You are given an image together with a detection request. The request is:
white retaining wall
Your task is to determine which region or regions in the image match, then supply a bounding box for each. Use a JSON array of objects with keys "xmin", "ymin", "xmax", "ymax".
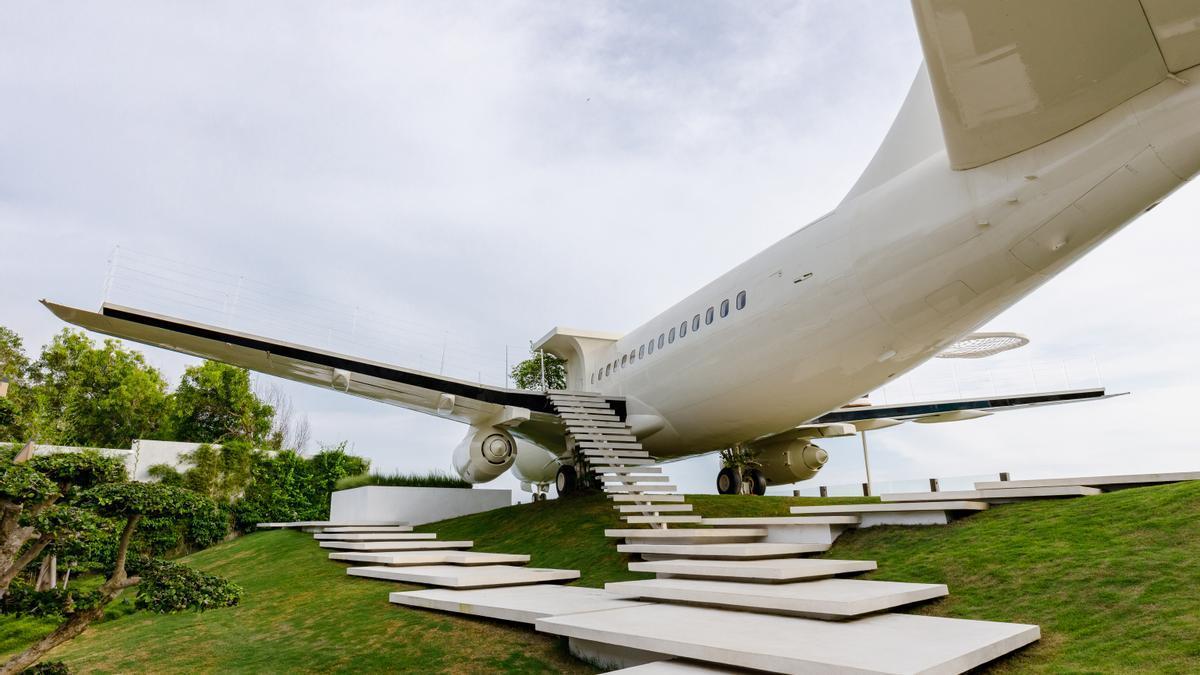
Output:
[{"xmin": 330, "ymin": 486, "xmax": 512, "ymax": 526}]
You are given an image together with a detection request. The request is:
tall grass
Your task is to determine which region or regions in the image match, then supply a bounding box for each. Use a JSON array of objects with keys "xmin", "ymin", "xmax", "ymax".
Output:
[{"xmin": 333, "ymin": 470, "xmax": 470, "ymax": 491}]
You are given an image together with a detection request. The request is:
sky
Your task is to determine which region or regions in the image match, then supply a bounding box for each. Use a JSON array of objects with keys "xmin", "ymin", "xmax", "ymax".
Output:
[{"xmin": 3, "ymin": 1, "xmax": 1198, "ymax": 501}]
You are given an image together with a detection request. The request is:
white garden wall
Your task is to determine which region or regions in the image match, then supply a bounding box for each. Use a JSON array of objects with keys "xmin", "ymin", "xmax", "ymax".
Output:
[{"xmin": 329, "ymin": 486, "xmax": 512, "ymax": 526}]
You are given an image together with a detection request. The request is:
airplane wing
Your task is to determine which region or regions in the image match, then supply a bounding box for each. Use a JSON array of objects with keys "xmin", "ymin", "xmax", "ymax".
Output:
[
  {"xmin": 40, "ymin": 301, "xmax": 621, "ymax": 438},
  {"xmin": 811, "ymin": 387, "xmax": 1122, "ymax": 431}
]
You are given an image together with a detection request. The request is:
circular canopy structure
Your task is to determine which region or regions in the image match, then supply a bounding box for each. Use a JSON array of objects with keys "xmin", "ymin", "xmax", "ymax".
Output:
[{"xmin": 936, "ymin": 332, "xmax": 1030, "ymax": 359}]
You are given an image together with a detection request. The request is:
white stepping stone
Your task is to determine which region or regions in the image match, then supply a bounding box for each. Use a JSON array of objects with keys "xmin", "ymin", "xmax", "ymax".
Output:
[
  {"xmin": 319, "ymin": 540, "xmax": 472, "ymax": 551},
  {"xmin": 789, "ymin": 501, "xmax": 988, "ymax": 515},
  {"xmin": 329, "ymin": 551, "xmax": 530, "ymax": 566},
  {"xmin": 605, "ymin": 475, "xmax": 672, "ymax": 482},
  {"xmin": 628, "ymin": 557, "xmax": 877, "ymax": 582},
  {"xmin": 389, "ymin": 585, "xmax": 645, "ymax": 624},
  {"xmin": 319, "ymin": 525, "xmax": 414, "ymax": 533},
  {"xmin": 604, "ymin": 486, "xmax": 678, "ymax": 493},
  {"xmin": 881, "ymin": 486, "xmax": 1100, "ymax": 502},
  {"xmin": 616, "ymin": 504, "xmax": 695, "ymax": 513},
  {"xmin": 605, "ymin": 578, "xmax": 948, "ymax": 619},
  {"xmin": 617, "ymin": 542, "xmax": 829, "ymax": 559},
  {"xmin": 606, "ymin": 529, "xmax": 764, "ymax": 545},
  {"xmin": 598, "ymin": 466, "xmax": 663, "ymax": 474},
  {"xmin": 700, "ymin": 516, "xmax": 859, "ymax": 526},
  {"xmin": 609, "ymin": 494, "xmax": 685, "ymax": 503},
  {"xmin": 622, "ymin": 516, "xmax": 704, "ymax": 524},
  {"xmin": 606, "ymin": 661, "xmax": 734, "ymax": 674},
  {"xmin": 348, "ymin": 564, "xmax": 579, "ymax": 588},
  {"xmin": 975, "ymin": 470, "xmax": 1200, "ymax": 490},
  {"xmin": 312, "ymin": 532, "xmax": 436, "ymax": 541},
  {"xmin": 535, "ymin": 604, "xmax": 1039, "ymax": 674},
  {"xmin": 256, "ymin": 520, "xmax": 402, "ymax": 529}
]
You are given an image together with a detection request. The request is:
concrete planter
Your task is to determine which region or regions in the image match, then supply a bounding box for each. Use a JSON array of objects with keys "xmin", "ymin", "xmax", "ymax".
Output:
[{"xmin": 329, "ymin": 486, "xmax": 511, "ymax": 526}]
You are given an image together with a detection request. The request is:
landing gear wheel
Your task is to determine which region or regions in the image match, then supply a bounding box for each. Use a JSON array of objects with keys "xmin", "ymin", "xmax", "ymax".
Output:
[
  {"xmin": 716, "ymin": 467, "xmax": 741, "ymax": 495},
  {"xmin": 745, "ymin": 468, "xmax": 768, "ymax": 496},
  {"xmin": 556, "ymin": 465, "xmax": 578, "ymax": 497}
]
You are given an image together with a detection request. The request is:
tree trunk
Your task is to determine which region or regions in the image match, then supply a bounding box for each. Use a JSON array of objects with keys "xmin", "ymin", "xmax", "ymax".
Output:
[{"xmin": 0, "ymin": 515, "xmax": 141, "ymax": 674}]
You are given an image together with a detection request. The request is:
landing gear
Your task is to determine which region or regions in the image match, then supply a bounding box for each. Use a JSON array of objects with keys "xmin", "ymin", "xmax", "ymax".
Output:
[
  {"xmin": 717, "ymin": 467, "xmax": 741, "ymax": 495},
  {"xmin": 556, "ymin": 465, "xmax": 578, "ymax": 497},
  {"xmin": 745, "ymin": 468, "xmax": 768, "ymax": 496}
]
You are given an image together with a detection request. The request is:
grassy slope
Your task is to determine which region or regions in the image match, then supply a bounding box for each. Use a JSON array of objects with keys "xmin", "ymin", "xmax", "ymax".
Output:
[{"xmin": 5, "ymin": 485, "xmax": 1198, "ymax": 672}]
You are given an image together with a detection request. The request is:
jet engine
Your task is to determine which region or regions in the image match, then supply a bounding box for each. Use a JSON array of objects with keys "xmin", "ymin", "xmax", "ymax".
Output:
[
  {"xmin": 753, "ymin": 439, "xmax": 829, "ymax": 485},
  {"xmin": 451, "ymin": 426, "xmax": 517, "ymax": 484}
]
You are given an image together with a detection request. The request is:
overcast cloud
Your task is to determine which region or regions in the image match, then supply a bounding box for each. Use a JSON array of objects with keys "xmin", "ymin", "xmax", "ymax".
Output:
[{"xmin": 3, "ymin": 1, "xmax": 1198, "ymax": 500}]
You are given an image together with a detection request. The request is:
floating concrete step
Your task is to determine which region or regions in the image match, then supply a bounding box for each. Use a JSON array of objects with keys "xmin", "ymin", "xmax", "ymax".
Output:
[
  {"xmin": 605, "ymin": 661, "xmax": 734, "ymax": 674},
  {"xmin": 590, "ymin": 458, "xmax": 656, "ymax": 467},
  {"xmin": 561, "ymin": 419, "xmax": 629, "ymax": 428},
  {"xmin": 319, "ymin": 540, "xmax": 472, "ymax": 552},
  {"xmin": 312, "ymin": 532, "xmax": 437, "ymax": 541},
  {"xmin": 559, "ymin": 408, "xmax": 619, "ymax": 417},
  {"xmin": 622, "ymin": 515, "xmax": 704, "ymax": 524},
  {"xmin": 604, "ymin": 485, "xmax": 678, "ymax": 494},
  {"xmin": 348, "ymin": 564, "xmax": 579, "ymax": 589},
  {"xmin": 605, "ymin": 475, "xmax": 672, "ymax": 483},
  {"xmin": 628, "ymin": 557, "xmax": 877, "ymax": 582},
  {"xmin": 389, "ymin": 585, "xmax": 645, "ymax": 624},
  {"xmin": 329, "ymin": 551, "xmax": 530, "ymax": 566},
  {"xmin": 320, "ymin": 525, "xmax": 414, "ymax": 533},
  {"xmin": 606, "ymin": 528, "xmax": 765, "ymax": 542},
  {"xmin": 256, "ymin": 520, "xmax": 402, "ymax": 529},
  {"xmin": 617, "ymin": 504, "xmax": 695, "ymax": 513},
  {"xmin": 791, "ymin": 501, "xmax": 988, "ymax": 527},
  {"xmin": 605, "ymin": 578, "xmax": 948, "ymax": 619},
  {"xmin": 881, "ymin": 486, "xmax": 1101, "ymax": 503},
  {"xmin": 617, "ymin": 542, "xmax": 829, "ymax": 560},
  {"xmin": 701, "ymin": 516, "xmax": 859, "ymax": 526},
  {"xmin": 534, "ymin": 604, "xmax": 1039, "ymax": 674},
  {"xmin": 580, "ymin": 442, "xmax": 644, "ymax": 451},
  {"xmin": 598, "ymin": 466, "xmax": 662, "ymax": 474},
  {"xmin": 974, "ymin": 470, "xmax": 1200, "ymax": 490},
  {"xmin": 585, "ymin": 449, "xmax": 650, "ymax": 458},
  {"xmin": 573, "ymin": 430, "xmax": 638, "ymax": 439},
  {"xmin": 609, "ymin": 494, "xmax": 686, "ymax": 503}
]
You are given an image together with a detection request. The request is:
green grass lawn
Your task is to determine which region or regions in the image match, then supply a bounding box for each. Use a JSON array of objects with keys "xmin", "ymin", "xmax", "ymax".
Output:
[{"xmin": 4, "ymin": 484, "xmax": 1198, "ymax": 672}]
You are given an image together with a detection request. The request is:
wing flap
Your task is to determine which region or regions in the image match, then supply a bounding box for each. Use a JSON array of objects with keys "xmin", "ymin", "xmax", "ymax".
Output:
[{"xmin": 813, "ymin": 387, "xmax": 1120, "ymax": 426}]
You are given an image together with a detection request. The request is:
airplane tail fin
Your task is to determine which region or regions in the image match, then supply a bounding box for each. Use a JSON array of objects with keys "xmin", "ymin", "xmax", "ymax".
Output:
[{"xmin": 911, "ymin": 0, "xmax": 1200, "ymax": 170}]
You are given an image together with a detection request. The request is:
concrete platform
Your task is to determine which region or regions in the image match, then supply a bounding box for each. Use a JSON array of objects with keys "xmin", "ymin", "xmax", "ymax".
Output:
[
  {"xmin": 701, "ymin": 516, "xmax": 859, "ymax": 526},
  {"xmin": 628, "ymin": 557, "xmax": 877, "ymax": 582},
  {"xmin": 388, "ymin": 585, "xmax": 645, "ymax": 624},
  {"xmin": 791, "ymin": 501, "xmax": 988, "ymax": 527},
  {"xmin": 699, "ymin": 516, "xmax": 860, "ymax": 545},
  {"xmin": 606, "ymin": 528, "xmax": 765, "ymax": 540},
  {"xmin": 598, "ymin": 466, "xmax": 663, "ymax": 474},
  {"xmin": 606, "ymin": 475, "xmax": 672, "ymax": 483},
  {"xmin": 312, "ymin": 532, "xmax": 437, "ymax": 541},
  {"xmin": 610, "ymin": 494, "xmax": 686, "ymax": 503},
  {"xmin": 604, "ymin": 486, "xmax": 679, "ymax": 493},
  {"xmin": 348, "ymin": 564, "xmax": 579, "ymax": 588},
  {"xmin": 617, "ymin": 542, "xmax": 829, "ymax": 560},
  {"xmin": 329, "ymin": 550, "xmax": 530, "ymax": 566},
  {"xmin": 606, "ymin": 661, "xmax": 736, "ymax": 674},
  {"xmin": 617, "ymin": 504, "xmax": 695, "ymax": 513},
  {"xmin": 604, "ymin": 578, "xmax": 948, "ymax": 619},
  {"xmin": 535, "ymin": 604, "xmax": 1039, "ymax": 674},
  {"xmin": 318, "ymin": 540, "xmax": 472, "ymax": 551},
  {"xmin": 623, "ymin": 515, "xmax": 704, "ymax": 524},
  {"xmin": 975, "ymin": 470, "xmax": 1200, "ymax": 490},
  {"xmin": 256, "ymin": 520, "xmax": 402, "ymax": 529},
  {"xmin": 320, "ymin": 525, "xmax": 414, "ymax": 533},
  {"xmin": 881, "ymin": 486, "xmax": 1100, "ymax": 503}
]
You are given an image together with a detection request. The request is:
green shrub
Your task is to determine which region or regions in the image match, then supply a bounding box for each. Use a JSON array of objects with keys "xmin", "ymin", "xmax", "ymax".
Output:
[
  {"xmin": 126, "ymin": 557, "xmax": 242, "ymax": 613},
  {"xmin": 335, "ymin": 470, "xmax": 469, "ymax": 490},
  {"xmin": 21, "ymin": 660, "xmax": 69, "ymax": 674},
  {"xmin": 231, "ymin": 444, "xmax": 369, "ymax": 530}
]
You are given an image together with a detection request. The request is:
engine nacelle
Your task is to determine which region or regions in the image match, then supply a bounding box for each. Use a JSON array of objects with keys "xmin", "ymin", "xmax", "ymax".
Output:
[
  {"xmin": 452, "ymin": 426, "xmax": 517, "ymax": 484},
  {"xmin": 753, "ymin": 439, "xmax": 829, "ymax": 485}
]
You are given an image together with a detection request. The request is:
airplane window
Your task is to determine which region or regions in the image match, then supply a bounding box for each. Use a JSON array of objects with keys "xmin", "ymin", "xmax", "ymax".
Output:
[
  {"xmin": 590, "ymin": 373, "xmax": 595, "ymax": 384},
  {"xmin": 679, "ymin": 321, "xmax": 687, "ymax": 337},
  {"xmin": 605, "ymin": 364, "xmax": 611, "ymax": 376},
  {"xmin": 669, "ymin": 327, "xmax": 676, "ymax": 343},
  {"xmin": 621, "ymin": 355, "xmax": 628, "ymax": 367},
  {"xmin": 647, "ymin": 339, "xmax": 655, "ymax": 355},
  {"xmin": 630, "ymin": 350, "xmax": 637, "ymax": 363},
  {"xmin": 658, "ymin": 333, "xmax": 665, "ymax": 349},
  {"xmin": 737, "ymin": 290, "xmax": 747, "ymax": 310},
  {"xmin": 705, "ymin": 307, "xmax": 714, "ymax": 324},
  {"xmin": 720, "ymin": 299, "xmax": 729, "ymax": 318},
  {"xmin": 639, "ymin": 344, "xmax": 645, "ymax": 359},
  {"xmin": 693, "ymin": 314, "xmax": 701, "ymax": 331}
]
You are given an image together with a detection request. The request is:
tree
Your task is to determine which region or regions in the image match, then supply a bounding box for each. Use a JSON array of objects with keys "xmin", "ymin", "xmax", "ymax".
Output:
[
  {"xmin": 25, "ymin": 330, "xmax": 170, "ymax": 448},
  {"xmin": 0, "ymin": 475, "xmax": 239, "ymax": 674},
  {"xmin": 168, "ymin": 361, "xmax": 274, "ymax": 446},
  {"xmin": 0, "ymin": 327, "xmax": 33, "ymax": 443},
  {"xmin": 510, "ymin": 349, "xmax": 566, "ymax": 392}
]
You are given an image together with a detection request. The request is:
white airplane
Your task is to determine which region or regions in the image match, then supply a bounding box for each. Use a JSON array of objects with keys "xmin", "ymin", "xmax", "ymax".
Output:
[{"xmin": 44, "ymin": 1, "xmax": 1200, "ymax": 497}]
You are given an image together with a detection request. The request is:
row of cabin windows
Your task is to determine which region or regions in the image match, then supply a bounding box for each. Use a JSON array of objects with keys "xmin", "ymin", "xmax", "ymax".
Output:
[{"xmin": 592, "ymin": 290, "xmax": 747, "ymax": 383}]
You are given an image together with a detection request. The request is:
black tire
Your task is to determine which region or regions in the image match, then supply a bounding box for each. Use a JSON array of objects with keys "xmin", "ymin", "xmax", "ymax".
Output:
[
  {"xmin": 745, "ymin": 468, "xmax": 768, "ymax": 496},
  {"xmin": 716, "ymin": 467, "xmax": 741, "ymax": 495},
  {"xmin": 556, "ymin": 465, "xmax": 578, "ymax": 497}
]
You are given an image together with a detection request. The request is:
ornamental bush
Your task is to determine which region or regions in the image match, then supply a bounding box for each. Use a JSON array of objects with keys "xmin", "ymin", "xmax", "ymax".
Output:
[{"xmin": 126, "ymin": 557, "xmax": 241, "ymax": 613}]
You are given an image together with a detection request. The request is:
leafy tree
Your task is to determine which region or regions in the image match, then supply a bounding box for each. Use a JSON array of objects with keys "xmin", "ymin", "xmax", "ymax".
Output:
[
  {"xmin": 0, "ymin": 327, "xmax": 27, "ymax": 384},
  {"xmin": 0, "ymin": 327, "xmax": 33, "ymax": 443},
  {"xmin": 168, "ymin": 362, "xmax": 274, "ymax": 446},
  {"xmin": 510, "ymin": 349, "xmax": 566, "ymax": 392},
  {"xmin": 231, "ymin": 443, "xmax": 369, "ymax": 530},
  {"xmin": 25, "ymin": 330, "xmax": 170, "ymax": 448},
  {"xmin": 1, "ymin": 479, "xmax": 239, "ymax": 673}
]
